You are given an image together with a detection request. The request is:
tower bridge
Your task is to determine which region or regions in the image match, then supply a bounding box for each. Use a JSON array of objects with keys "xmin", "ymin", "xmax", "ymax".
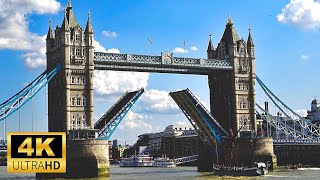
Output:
[{"xmin": 1, "ymin": 0, "xmax": 320, "ymax": 178}]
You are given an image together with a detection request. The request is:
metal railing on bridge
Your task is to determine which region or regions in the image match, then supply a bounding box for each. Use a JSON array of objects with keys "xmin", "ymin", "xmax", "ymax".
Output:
[
  {"xmin": 95, "ymin": 88, "xmax": 144, "ymax": 140},
  {"xmin": 175, "ymin": 155, "xmax": 198, "ymax": 165},
  {"xmin": 273, "ymin": 139, "xmax": 320, "ymax": 145},
  {"xmin": 94, "ymin": 52, "xmax": 232, "ymax": 75}
]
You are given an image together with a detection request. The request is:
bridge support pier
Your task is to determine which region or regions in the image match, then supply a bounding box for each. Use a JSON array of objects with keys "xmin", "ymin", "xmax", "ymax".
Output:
[
  {"xmin": 237, "ymin": 137, "xmax": 277, "ymax": 170},
  {"xmin": 253, "ymin": 138, "xmax": 277, "ymax": 170},
  {"xmin": 37, "ymin": 139, "xmax": 109, "ymax": 179},
  {"xmin": 197, "ymin": 141, "xmax": 214, "ymax": 172}
]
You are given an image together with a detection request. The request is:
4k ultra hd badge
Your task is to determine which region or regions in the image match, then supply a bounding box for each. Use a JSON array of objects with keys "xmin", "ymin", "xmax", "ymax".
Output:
[{"xmin": 7, "ymin": 132, "xmax": 66, "ymax": 173}]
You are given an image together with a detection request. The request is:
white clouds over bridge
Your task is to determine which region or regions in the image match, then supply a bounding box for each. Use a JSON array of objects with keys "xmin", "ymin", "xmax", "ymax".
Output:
[
  {"xmin": 277, "ymin": 0, "xmax": 320, "ymax": 30},
  {"xmin": 0, "ymin": 0, "xmax": 61, "ymax": 68}
]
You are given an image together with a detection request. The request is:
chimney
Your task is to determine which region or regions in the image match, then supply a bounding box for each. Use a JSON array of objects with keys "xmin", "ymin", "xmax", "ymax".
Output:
[{"xmin": 264, "ymin": 101, "xmax": 269, "ymax": 112}]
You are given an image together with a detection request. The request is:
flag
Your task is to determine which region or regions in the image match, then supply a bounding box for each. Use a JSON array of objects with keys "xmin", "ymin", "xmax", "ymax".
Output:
[
  {"xmin": 183, "ymin": 40, "xmax": 186, "ymax": 53},
  {"xmin": 148, "ymin": 36, "xmax": 152, "ymax": 44}
]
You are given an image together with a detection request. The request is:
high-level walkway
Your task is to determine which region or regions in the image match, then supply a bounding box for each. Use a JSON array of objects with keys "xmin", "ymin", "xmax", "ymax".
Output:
[{"xmin": 94, "ymin": 52, "xmax": 232, "ymax": 75}]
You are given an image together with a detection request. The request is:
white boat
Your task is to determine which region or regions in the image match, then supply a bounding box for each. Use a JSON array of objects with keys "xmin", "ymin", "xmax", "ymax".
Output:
[
  {"xmin": 153, "ymin": 157, "xmax": 176, "ymax": 167},
  {"xmin": 120, "ymin": 154, "xmax": 154, "ymax": 167},
  {"xmin": 213, "ymin": 162, "xmax": 268, "ymax": 176}
]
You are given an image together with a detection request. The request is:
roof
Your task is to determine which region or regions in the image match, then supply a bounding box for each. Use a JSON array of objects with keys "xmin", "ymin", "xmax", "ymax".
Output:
[
  {"xmin": 207, "ymin": 35, "xmax": 214, "ymax": 52},
  {"xmin": 66, "ymin": 0, "xmax": 79, "ymax": 29},
  {"xmin": 312, "ymin": 99, "xmax": 319, "ymax": 104},
  {"xmin": 221, "ymin": 17, "xmax": 240, "ymax": 45},
  {"xmin": 247, "ymin": 28, "xmax": 254, "ymax": 47}
]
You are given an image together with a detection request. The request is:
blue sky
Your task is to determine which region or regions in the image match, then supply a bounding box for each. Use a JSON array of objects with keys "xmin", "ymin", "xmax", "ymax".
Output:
[{"xmin": 1, "ymin": 0, "xmax": 320, "ymax": 144}]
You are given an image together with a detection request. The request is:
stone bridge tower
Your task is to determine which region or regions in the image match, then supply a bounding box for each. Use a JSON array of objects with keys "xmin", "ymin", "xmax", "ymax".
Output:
[
  {"xmin": 46, "ymin": 1, "xmax": 94, "ymax": 133},
  {"xmin": 207, "ymin": 18, "xmax": 256, "ymax": 136}
]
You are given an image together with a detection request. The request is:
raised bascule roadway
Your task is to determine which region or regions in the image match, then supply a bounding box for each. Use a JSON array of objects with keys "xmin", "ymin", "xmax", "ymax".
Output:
[{"xmin": 1, "ymin": 0, "xmax": 320, "ymax": 177}]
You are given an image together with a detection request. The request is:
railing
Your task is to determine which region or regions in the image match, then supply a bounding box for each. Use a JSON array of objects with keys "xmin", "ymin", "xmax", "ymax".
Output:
[
  {"xmin": 175, "ymin": 155, "xmax": 198, "ymax": 165},
  {"xmin": 273, "ymin": 139, "xmax": 320, "ymax": 145},
  {"xmin": 93, "ymin": 52, "xmax": 233, "ymax": 71}
]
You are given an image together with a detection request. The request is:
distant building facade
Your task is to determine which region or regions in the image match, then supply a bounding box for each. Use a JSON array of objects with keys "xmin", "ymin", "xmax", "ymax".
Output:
[
  {"xmin": 138, "ymin": 124, "xmax": 200, "ymax": 158},
  {"xmin": 307, "ymin": 99, "xmax": 320, "ymax": 124}
]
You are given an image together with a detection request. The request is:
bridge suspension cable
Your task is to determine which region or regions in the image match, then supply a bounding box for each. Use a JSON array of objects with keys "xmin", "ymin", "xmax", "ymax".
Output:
[
  {"xmin": 0, "ymin": 64, "xmax": 62, "ymax": 122},
  {"xmin": 256, "ymin": 75, "xmax": 320, "ymax": 140},
  {"xmin": 256, "ymin": 104, "xmax": 310, "ymax": 140}
]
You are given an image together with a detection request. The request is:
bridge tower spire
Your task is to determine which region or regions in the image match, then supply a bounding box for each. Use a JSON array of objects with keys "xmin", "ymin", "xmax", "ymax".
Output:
[
  {"xmin": 46, "ymin": 19, "xmax": 54, "ymax": 52},
  {"xmin": 208, "ymin": 17, "xmax": 257, "ymax": 136},
  {"xmin": 207, "ymin": 34, "xmax": 215, "ymax": 59},
  {"xmin": 46, "ymin": 2, "xmax": 95, "ymax": 132}
]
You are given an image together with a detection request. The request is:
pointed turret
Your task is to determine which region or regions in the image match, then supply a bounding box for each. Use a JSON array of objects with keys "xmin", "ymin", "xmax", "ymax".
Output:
[
  {"xmin": 67, "ymin": 0, "xmax": 72, "ymax": 9},
  {"xmin": 207, "ymin": 34, "xmax": 215, "ymax": 59},
  {"xmin": 247, "ymin": 27, "xmax": 254, "ymax": 47},
  {"xmin": 207, "ymin": 34, "xmax": 214, "ymax": 52},
  {"xmin": 221, "ymin": 17, "xmax": 240, "ymax": 46},
  {"xmin": 65, "ymin": 0, "xmax": 79, "ymax": 29},
  {"xmin": 218, "ymin": 16, "xmax": 240, "ymax": 56},
  {"xmin": 85, "ymin": 11, "xmax": 93, "ymax": 34},
  {"xmin": 46, "ymin": 19, "xmax": 53, "ymax": 39},
  {"xmin": 61, "ymin": 10, "xmax": 70, "ymax": 31}
]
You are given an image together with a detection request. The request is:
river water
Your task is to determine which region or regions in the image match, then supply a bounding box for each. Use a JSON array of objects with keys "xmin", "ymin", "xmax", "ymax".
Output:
[{"xmin": 0, "ymin": 165, "xmax": 319, "ymax": 179}]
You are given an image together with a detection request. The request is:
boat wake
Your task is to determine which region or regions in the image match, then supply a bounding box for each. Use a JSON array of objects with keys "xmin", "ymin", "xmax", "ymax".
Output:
[
  {"xmin": 297, "ymin": 168, "xmax": 320, "ymax": 171},
  {"xmin": 264, "ymin": 174, "xmax": 298, "ymax": 178}
]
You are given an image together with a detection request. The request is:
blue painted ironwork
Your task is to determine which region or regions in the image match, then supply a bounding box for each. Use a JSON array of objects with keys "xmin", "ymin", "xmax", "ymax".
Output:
[
  {"xmin": 97, "ymin": 88, "xmax": 144, "ymax": 140},
  {"xmin": 169, "ymin": 92, "xmax": 210, "ymax": 146},
  {"xmin": 169, "ymin": 89, "xmax": 228, "ymax": 146},
  {"xmin": 94, "ymin": 52, "xmax": 232, "ymax": 75},
  {"xmin": 256, "ymin": 75, "xmax": 320, "ymax": 139},
  {"xmin": 184, "ymin": 89, "xmax": 227, "ymax": 143},
  {"xmin": 0, "ymin": 64, "xmax": 62, "ymax": 122}
]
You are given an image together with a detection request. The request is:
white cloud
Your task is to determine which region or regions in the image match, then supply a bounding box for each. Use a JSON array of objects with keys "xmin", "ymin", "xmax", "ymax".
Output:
[
  {"xmin": 94, "ymin": 40, "xmax": 120, "ymax": 54},
  {"xmin": 23, "ymin": 35, "xmax": 47, "ymax": 69},
  {"xmin": 94, "ymin": 40, "xmax": 107, "ymax": 52},
  {"xmin": 295, "ymin": 109, "xmax": 308, "ymax": 117},
  {"xmin": 94, "ymin": 71, "xmax": 149, "ymax": 96},
  {"xmin": 300, "ymin": 54, "xmax": 309, "ymax": 60},
  {"xmin": 107, "ymin": 48, "xmax": 120, "ymax": 53},
  {"xmin": 277, "ymin": 0, "xmax": 320, "ymax": 30},
  {"xmin": 113, "ymin": 111, "xmax": 154, "ymax": 144},
  {"xmin": 93, "ymin": 40, "xmax": 149, "ymax": 96},
  {"xmin": 174, "ymin": 121, "xmax": 190, "ymax": 126},
  {"xmin": 0, "ymin": 0, "xmax": 61, "ymax": 68},
  {"xmin": 119, "ymin": 111, "xmax": 152, "ymax": 130},
  {"xmin": 140, "ymin": 90, "xmax": 180, "ymax": 114},
  {"xmin": 173, "ymin": 47, "xmax": 189, "ymax": 53},
  {"xmin": 102, "ymin": 30, "xmax": 118, "ymax": 38},
  {"xmin": 190, "ymin": 46, "xmax": 199, "ymax": 51}
]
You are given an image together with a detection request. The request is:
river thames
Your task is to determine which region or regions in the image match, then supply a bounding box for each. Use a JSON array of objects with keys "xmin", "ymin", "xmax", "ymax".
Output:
[{"xmin": 1, "ymin": 165, "xmax": 320, "ymax": 179}]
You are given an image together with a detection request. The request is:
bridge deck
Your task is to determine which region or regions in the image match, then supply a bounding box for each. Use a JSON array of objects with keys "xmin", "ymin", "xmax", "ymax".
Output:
[
  {"xmin": 169, "ymin": 89, "xmax": 228, "ymax": 147},
  {"xmin": 94, "ymin": 52, "xmax": 232, "ymax": 75},
  {"xmin": 95, "ymin": 88, "xmax": 144, "ymax": 139}
]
